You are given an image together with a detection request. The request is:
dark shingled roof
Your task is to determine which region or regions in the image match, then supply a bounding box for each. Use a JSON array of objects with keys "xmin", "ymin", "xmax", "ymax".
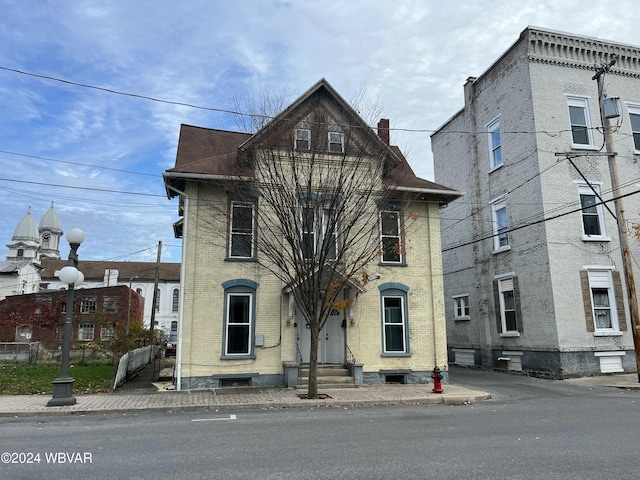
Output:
[{"xmin": 164, "ymin": 80, "xmax": 461, "ymax": 203}]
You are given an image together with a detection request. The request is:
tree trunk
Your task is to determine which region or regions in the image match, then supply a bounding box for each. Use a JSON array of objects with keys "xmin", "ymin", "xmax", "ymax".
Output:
[{"xmin": 307, "ymin": 324, "xmax": 320, "ymax": 399}]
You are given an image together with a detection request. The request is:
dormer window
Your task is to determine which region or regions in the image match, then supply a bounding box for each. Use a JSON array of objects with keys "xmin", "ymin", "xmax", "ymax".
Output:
[
  {"xmin": 295, "ymin": 129, "xmax": 310, "ymax": 150},
  {"xmin": 328, "ymin": 132, "xmax": 344, "ymax": 153}
]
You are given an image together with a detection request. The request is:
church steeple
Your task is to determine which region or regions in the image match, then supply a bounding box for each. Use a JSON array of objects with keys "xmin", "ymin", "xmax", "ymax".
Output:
[{"xmin": 39, "ymin": 201, "xmax": 63, "ymax": 260}]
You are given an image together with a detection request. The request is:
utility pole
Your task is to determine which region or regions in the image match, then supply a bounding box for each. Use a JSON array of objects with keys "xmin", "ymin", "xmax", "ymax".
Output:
[
  {"xmin": 594, "ymin": 57, "xmax": 640, "ymax": 382},
  {"xmin": 149, "ymin": 241, "xmax": 162, "ymax": 345}
]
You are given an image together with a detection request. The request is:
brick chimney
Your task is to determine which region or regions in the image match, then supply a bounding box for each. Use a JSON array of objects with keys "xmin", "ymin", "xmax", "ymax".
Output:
[{"xmin": 377, "ymin": 118, "xmax": 390, "ymax": 145}]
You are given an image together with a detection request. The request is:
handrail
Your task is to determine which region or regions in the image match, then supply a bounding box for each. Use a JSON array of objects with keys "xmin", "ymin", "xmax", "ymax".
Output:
[
  {"xmin": 295, "ymin": 343, "xmax": 304, "ymax": 364},
  {"xmin": 346, "ymin": 345, "xmax": 356, "ymax": 365}
]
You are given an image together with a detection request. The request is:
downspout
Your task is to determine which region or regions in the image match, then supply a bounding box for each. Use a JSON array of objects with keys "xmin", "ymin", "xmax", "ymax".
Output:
[{"xmin": 166, "ymin": 183, "xmax": 188, "ymax": 392}]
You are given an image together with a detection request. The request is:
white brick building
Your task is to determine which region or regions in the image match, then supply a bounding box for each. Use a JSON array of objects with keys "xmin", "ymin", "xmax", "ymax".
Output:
[{"xmin": 432, "ymin": 27, "xmax": 640, "ymax": 377}]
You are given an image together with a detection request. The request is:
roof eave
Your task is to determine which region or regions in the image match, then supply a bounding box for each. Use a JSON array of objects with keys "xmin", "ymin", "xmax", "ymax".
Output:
[
  {"xmin": 163, "ymin": 172, "xmax": 255, "ymax": 198},
  {"xmin": 386, "ymin": 185, "xmax": 463, "ymax": 198}
]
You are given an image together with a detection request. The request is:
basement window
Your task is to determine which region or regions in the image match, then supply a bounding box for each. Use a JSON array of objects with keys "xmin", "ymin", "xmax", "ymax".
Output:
[
  {"xmin": 220, "ymin": 377, "xmax": 251, "ymax": 387},
  {"xmin": 385, "ymin": 374, "xmax": 406, "ymax": 384}
]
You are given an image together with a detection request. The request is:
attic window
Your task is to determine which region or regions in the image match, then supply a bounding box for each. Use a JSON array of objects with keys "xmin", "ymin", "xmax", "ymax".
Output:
[
  {"xmin": 328, "ymin": 132, "xmax": 344, "ymax": 153},
  {"xmin": 295, "ymin": 129, "xmax": 310, "ymax": 150}
]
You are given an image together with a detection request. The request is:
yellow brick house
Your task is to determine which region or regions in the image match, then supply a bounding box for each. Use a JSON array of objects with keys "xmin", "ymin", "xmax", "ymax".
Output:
[{"xmin": 163, "ymin": 79, "xmax": 461, "ymax": 390}]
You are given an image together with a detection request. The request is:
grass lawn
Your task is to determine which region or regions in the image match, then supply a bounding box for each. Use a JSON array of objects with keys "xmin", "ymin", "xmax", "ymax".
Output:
[{"xmin": 0, "ymin": 363, "xmax": 115, "ymax": 395}]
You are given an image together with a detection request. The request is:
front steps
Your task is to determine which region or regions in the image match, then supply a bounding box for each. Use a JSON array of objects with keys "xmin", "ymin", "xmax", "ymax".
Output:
[{"xmin": 296, "ymin": 364, "xmax": 356, "ymax": 389}]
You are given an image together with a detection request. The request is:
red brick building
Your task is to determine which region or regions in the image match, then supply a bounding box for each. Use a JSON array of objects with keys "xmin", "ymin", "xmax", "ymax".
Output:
[{"xmin": 0, "ymin": 285, "xmax": 143, "ymax": 349}]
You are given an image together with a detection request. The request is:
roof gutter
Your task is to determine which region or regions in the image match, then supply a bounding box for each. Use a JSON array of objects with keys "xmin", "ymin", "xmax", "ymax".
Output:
[
  {"xmin": 386, "ymin": 185, "xmax": 463, "ymax": 198},
  {"xmin": 163, "ymin": 172, "xmax": 255, "ymax": 198}
]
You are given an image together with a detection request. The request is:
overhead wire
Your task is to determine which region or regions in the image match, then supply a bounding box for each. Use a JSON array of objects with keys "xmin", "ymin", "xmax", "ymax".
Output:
[{"xmin": 2, "ymin": 64, "xmax": 639, "ymax": 257}]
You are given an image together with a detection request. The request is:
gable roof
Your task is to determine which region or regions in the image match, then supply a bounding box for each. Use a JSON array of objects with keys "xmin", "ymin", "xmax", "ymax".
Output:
[{"xmin": 164, "ymin": 79, "xmax": 461, "ymax": 203}]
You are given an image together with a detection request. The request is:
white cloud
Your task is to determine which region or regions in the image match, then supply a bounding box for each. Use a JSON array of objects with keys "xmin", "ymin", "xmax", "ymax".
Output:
[{"xmin": 1, "ymin": 0, "xmax": 639, "ymax": 262}]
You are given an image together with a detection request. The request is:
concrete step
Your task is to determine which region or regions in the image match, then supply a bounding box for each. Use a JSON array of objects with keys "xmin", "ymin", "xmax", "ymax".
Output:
[
  {"xmin": 297, "ymin": 364, "xmax": 355, "ymax": 389},
  {"xmin": 299, "ymin": 367, "xmax": 350, "ymax": 377},
  {"xmin": 295, "ymin": 383, "xmax": 356, "ymax": 389},
  {"xmin": 298, "ymin": 375, "xmax": 354, "ymax": 384}
]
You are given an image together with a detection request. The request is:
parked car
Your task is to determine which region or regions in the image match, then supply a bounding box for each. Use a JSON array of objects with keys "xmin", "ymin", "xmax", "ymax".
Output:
[{"xmin": 165, "ymin": 333, "xmax": 177, "ymax": 357}]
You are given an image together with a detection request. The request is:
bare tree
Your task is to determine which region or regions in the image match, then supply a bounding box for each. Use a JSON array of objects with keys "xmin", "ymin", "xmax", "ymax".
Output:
[{"xmin": 187, "ymin": 85, "xmax": 418, "ymax": 399}]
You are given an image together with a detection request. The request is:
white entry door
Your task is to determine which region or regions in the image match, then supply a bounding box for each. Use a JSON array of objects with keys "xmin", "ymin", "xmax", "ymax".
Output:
[{"xmin": 297, "ymin": 307, "xmax": 345, "ymax": 364}]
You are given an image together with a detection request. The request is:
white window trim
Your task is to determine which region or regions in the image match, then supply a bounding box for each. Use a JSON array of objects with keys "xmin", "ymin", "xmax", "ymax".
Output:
[
  {"xmin": 223, "ymin": 292, "xmax": 254, "ymax": 357},
  {"xmin": 80, "ymin": 298, "xmax": 97, "ymax": 314},
  {"xmin": 486, "ymin": 115, "xmax": 502, "ymax": 171},
  {"xmin": 78, "ymin": 323, "xmax": 94, "ymax": 342},
  {"xmin": 452, "ymin": 294, "xmax": 470, "ymax": 320},
  {"xmin": 379, "ymin": 210, "xmax": 404, "ymax": 264},
  {"xmin": 491, "ymin": 195, "xmax": 510, "ymax": 253},
  {"xmin": 586, "ymin": 268, "xmax": 620, "ymax": 334},
  {"xmin": 566, "ymin": 94, "xmax": 596, "ymax": 149},
  {"xmin": 381, "ymin": 294, "xmax": 409, "ymax": 355},
  {"xmin": 100, "ymin": 325, "xmax": 115, "ymax": 341},
  {"xmin": 294, "ymin": 128, "xmax": 311, "ymax": 151},
  {"xmin": 497, "ymin": 276, "xmax": 519, "ymax": 336},
  {"xmin": 301, "ymin": 205, "xmax": 317, "ymax": 260},
  {"xmin": 576, "ymin": 182, "xmax": 609, "ymax": 241},
  {"xmin": 322, "ymin": 207, "xmax": 338, "ymax": 261},
  {"xmin": 229, "ymin": 201, "xmax": 256, "ymax": 259},
  {"xmin": 328, "ymin": 131, "xmax": 344, "ymax": 153},
  {"xmin": 625, "ymin": 102, "xmax": 640, "ymax": 153}
]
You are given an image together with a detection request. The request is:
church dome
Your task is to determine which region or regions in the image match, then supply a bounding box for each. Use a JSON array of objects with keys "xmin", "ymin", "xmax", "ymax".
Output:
[
  {"xmin": 12, "ymin": 207, "xmax": 39, "ymax": 242},
  {"xmin": 40, "ymin": 202, "xmax": 62, "ymax": 233}
]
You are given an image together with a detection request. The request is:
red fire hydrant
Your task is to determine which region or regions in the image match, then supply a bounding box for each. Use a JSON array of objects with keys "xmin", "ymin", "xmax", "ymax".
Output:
[{"xmin": 432, "ymin": 365, "xmax": 444, "ymax": 393}]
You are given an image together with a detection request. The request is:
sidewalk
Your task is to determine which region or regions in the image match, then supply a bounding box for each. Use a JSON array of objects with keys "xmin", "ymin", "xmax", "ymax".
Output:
[
  {"xmin": 3, "ymin": 371, "xmax": 637, "ymax": 418},
  {"xmin": 565, "ymin": 373, "xmax": 640, "ymax": 389},
  {"xmin": 0, "ymin": 382, "xmax": 491, "ymax": 417}
]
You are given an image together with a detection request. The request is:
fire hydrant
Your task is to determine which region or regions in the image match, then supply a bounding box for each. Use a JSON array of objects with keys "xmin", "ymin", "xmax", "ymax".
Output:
[{"xmin": 432, "ymin": 365, "xmax": 444, "ymax": 393}]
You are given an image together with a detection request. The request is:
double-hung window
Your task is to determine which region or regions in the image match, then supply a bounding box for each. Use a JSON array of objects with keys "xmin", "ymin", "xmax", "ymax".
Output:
[
  {"xmin": 380, "ymin": 210, "xmax": 403, "ymax": 264},
  {"xmin": 379, "ymin": 283, "xmax": 410, "ymax": 355},
  {"xmin": 567, "ymin": 95, "xmax": 594, "ymax": 148},
  {"xmin": 453, "ymin": 294, "xmax": 470, "ymax": 320},
  {"xmin": 491, "ymin": 196, "xmax": 509, "ymax": 252},
  {"xmin": 584, "ymin": 269, "xmax": 620, "ymax": 333},
  {"xmin": 578, "ymin": 183, "xmax": 607, "ymax": 240},
  {"xmin": 301, "ymin": 206, "xmax": 316, "ymax": 260},
  {"xmin": 487, "ymin": 117, "xmax": 502, "ymax": 169},
  {"xmin": 221, "ymin": 280, "xmax": 258, "ymax": 358},
  {"xmin": 627, "ymin": 103, "xmax": 640, "ymax": 152},
  {"xmin": 295, "ymin": 128, "xmax": 311, "ymax": 150},
  {"xmin": 229, "ymin": 202, "xmax": 255, "ymax": 258},
  {"xmin": 495, "ymin": 276, "xmax": 520, "ymax": 335},
  {"xmin": 300, "ymin": 203, "xmax": 339, "ymax": 262},
  {"xmin": 328, "ymin": 132, "xmax": 344, "ymax": 153},
  {"xmin": 322, "ymin": 208, "xmax": 338, "ymax": 261}
]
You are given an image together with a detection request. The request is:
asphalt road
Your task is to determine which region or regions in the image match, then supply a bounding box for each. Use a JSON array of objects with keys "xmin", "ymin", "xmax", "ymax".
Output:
[{"xmin": 2, "ymin": 367, "xmax": 639, "ymax": 480}]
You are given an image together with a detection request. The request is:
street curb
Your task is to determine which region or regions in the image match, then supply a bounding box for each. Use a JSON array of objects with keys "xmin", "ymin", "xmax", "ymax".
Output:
[{"xmin": 0, "ymin": 391, "xmax": 492, "ymax": 418}]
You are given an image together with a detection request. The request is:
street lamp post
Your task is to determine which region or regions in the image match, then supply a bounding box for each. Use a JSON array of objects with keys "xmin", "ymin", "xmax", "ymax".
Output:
[{"xmin": 47, "ymin": 228, "xmax": 85, "ymax": 407}]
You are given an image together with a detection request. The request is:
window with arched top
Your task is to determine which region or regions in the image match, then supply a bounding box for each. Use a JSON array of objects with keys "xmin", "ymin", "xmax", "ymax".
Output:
[
  {"xmin": 172, "ymin": 288, "xmax": 179, "ymax": 313},
  {"xmin": 379, "ymin": 283, "xmax": 410, "ymax": 356},
  {"xmin": 221, "ymin": 279, "xmax": 259, "ymax": 359}
]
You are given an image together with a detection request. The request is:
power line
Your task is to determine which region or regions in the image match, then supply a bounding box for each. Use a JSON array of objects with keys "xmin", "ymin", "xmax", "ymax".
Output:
[
  {"xmin": 0, "ymin": 150, "xmax": 159, "ymax": 178},
  {"xmin": 441, "ymin": 189, "xmax": 640, "ymax": 252},
  {"xmin": 0, "ymin": 65, "xmax": 264, "ymax": 118},
  {"xmin": 0, "ymin": 177, "xmax": 166, "ymax": 197},
  {"xmin": 0, "ymin": 64, "xmax": 601, "ymax": 138}
]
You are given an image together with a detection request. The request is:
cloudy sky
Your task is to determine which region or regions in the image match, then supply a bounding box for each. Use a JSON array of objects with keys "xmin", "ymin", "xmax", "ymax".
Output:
[{"xmin": 1, "ymin": 0, "xmax": 639, "ymax": 263}]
